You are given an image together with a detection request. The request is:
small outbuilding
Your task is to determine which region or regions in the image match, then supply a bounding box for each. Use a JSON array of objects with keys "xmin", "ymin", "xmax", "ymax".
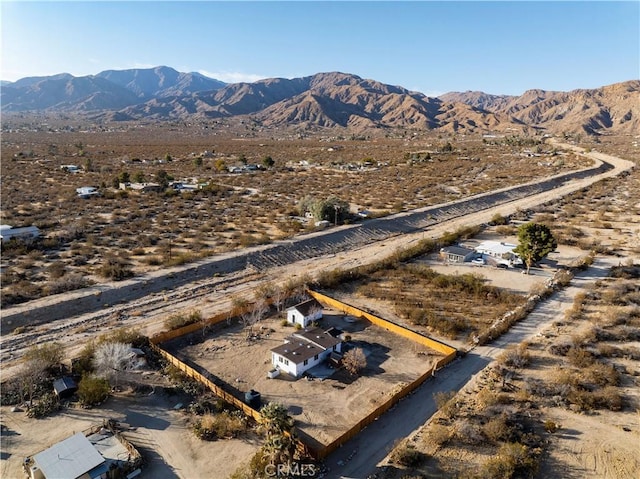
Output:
[
  {"xmin": 286, "ymin": 298, "xmax": 323, "ymax": 328},
  {"xmin": 53, "ymin": 376, "xmax": 78, "ymax": 399},
  {"xmin": 440, "ymin": 245, "xmax": 475, "ymax": 263}
]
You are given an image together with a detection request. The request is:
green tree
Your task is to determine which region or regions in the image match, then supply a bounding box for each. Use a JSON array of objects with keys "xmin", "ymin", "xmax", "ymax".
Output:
[
  {"xmin": 156, "ymin": 170, "xmax": 172, "ymax": 188},
  {"xmin": 239, "ymin": 154, "xmax": 248, "ymax": 165},
  {"xmin": 78, "ymin": 375, "xmax": 110, "ymax": 407},
  {"xmin": 194, "ymin": 157, "xmax": 204, "ymax": 168},
  {"xmin": 113, "ymin": 171, "xmax": 130, "ymax": 188},
  {"xmin": 513, "ymin": 222, "xmax": 557, "ymax": 274},
  {"xmin": 262, "ymin": 156, "xmax": 275, "ymax": 169},
  {"xmin": 132, "ymin": 170, "xmax": 146, "ymax": 183}
]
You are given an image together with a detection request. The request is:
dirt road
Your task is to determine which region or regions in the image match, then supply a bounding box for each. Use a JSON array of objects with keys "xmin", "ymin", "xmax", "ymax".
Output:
[{"xmin": 0, "ymin": 143, "xmax": 634, "ymax": 381}]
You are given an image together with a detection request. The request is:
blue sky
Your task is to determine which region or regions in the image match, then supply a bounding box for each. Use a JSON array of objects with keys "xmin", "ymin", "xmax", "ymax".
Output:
[{"xmin": 1, "ymin": 1, "xmax": 638, "ymax": 95}]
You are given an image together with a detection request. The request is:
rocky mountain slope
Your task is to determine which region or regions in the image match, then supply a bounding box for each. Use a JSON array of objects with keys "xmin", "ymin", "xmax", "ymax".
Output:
[
  {"xmin": 440, "ymin": 80, "xmax": 639, "ymax": 135},
  {"xmin": 2, "ymin": 66, "xmax": 637, "ymax": 135}
]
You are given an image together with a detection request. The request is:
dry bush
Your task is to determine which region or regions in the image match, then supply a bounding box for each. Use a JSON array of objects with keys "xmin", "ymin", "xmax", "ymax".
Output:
[
  {"xmin": 479, "ymin": 442, "xmax": 539, "ymax": 479},
  {"xmin": 193, "ymin": 411, "xmax": 247, "ymax": 441},
  {"xmin": 389, "ymin": 440, "xmax": 427, "ymax": 467},
  {"xmin": 498, "ymin": 344, "xmax": 531, "ymax": 369},
  {"xmin": 454, "ymin": 419, "xmax": 484, "ymax": 445},
  {"xmin": 433, "ymin": 391, "xmax": 459, "ymax": 419},
  {"xmin": 429, "ymin": 423, "xmax": 452, "ymax": 447},
  {"xmin": 342, "ymin": 347, "xmax": 367, "ymax": 376},
  {"xmin": 566, "ymin": 347, "xmax": 595, "ymax": 368},
  {"xmin": 483, "ymin": 415, "xmax": 516, "ymax": 443},
  {"xmin": 543, "ymin": 420, "xmax": 559, "ymax": 433}
]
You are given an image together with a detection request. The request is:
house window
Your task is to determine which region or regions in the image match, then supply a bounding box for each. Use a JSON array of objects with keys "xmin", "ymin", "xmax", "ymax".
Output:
[
  {"xmin": 284, "ymin": 359, "xmax": 289, "ymax": 366},
  {"xmin": 303, "ymin": 359, "xmax": 308, "ymax": 366},
  {"xmin": 279, "ymin": 356, "xmax": 283, "ymax": 363},
  {"xmin": 314, "ymin": 354, "xmax": 319, "ymax": 361},
  {"xmin": 333, "ymin": 345, "xmax": 337, "ymax": 351}
]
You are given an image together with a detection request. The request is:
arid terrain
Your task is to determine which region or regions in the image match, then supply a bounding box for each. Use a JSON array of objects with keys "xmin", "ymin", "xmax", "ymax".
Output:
[{"xmin": 1, "ymin": 120, "xmax": 638, "ymax": 479}]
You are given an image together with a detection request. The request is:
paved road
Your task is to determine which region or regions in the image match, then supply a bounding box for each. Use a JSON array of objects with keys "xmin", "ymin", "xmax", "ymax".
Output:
[{"xmin": 323, "ymin": 257, "xmax": 619, "ymax": 479}]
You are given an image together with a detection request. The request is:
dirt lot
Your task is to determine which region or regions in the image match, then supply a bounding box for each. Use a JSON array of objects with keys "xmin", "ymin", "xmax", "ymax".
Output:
[
  {"xmin": 0, "ymin": 140, "xmax": 635, "ymax": 478},
  {"xmin": 165, "ymin": 308, "xmax": 444, "ymax": 446},
  {"xmin": 0, "ymin": 371, "xmax": 260, "ymax": 479}
]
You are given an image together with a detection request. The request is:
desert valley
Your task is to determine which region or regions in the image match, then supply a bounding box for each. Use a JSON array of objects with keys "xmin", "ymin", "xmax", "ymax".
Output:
[{"xmin": 1, "ymin": 66, "xmax": 639, "ymax": 479}]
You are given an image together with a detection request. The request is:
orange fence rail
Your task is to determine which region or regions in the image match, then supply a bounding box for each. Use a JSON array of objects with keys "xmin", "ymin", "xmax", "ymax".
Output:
[{"xmin": 150, "ymin": 290, "xmax": 457, "ymax": 461}]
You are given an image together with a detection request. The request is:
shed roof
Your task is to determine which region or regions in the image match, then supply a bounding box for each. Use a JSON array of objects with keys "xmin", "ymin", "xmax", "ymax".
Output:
[
  {"xmin": 33, "ymin": 432, "xmax": 104, "ymax": 479},
  {"xmin": 53, "ymin": 376, "xmax": 78, "ymax": 396},
  {"xmin": 440, "ymin": 246, "xmax": 475, "ymax": 257},
  {"xmin": 287, "ymin": 298, "xmax": 322, "ymax": 317}
]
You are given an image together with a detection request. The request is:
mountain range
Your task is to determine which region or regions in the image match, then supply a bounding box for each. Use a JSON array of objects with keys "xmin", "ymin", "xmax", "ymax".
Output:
[{"xmin": 2, "ymin": 66, "xmax": 637, "ymax": 135}]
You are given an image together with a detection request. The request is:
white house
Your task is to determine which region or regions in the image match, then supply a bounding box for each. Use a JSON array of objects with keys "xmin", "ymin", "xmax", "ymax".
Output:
[
  {"xmin": 76, "ymin": 186, "xmax": 99, "ymax": 198},
  {"xmin": 475, "ymin": 241, "xmax": 523, "ymax": 266},
  {"xmin": 0, "ymin": 225, "xmax": 40, "ymax": 243},
  {"xmin": 271, "ymin": 327, "xmax": 342, "ymax": 378},
  {"xmin": 286, "ymin": 298, "xmax": 323, "ymax": 328}
]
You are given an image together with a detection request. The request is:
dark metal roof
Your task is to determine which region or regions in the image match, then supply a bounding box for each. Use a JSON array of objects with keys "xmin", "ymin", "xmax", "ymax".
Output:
[
  {"xmin": 271, "ymin": 327, "xmax": 341, "ymax": 364},
  {"xmin": 440, "ymin": 245, "xmax": 474, "ymax": 257},
  {"xmin": 287, "ymin": 298, "xmax": 323, "ymax": 317}
]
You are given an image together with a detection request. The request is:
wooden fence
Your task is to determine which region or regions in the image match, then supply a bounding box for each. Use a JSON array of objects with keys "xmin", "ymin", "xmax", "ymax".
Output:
[{"xmin": 150, "ymin": 290, "xmax": 457, "ymax": 461}]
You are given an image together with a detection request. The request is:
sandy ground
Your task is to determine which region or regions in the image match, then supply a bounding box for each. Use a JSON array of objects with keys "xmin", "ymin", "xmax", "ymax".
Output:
[
  {"xmin": 0, "ymin": 143, "xmax": 635, "ymax": 478},
  {"xmin": 0, "ymin": 371, "xmax": 259, "ymax": 479},
  {"xmin": 167, "ymin": 309, "xmax": 443, "ymax": 447}
]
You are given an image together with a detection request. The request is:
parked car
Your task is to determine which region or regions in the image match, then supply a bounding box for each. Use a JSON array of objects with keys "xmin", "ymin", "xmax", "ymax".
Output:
[{"xmin": 471, "ymin": 257, "xmax": 485, "ymax": 265}]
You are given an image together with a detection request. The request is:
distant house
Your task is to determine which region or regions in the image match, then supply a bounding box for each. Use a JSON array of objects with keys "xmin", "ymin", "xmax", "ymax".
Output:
[
  {"xmin": 25, "ymin": 429, "xmax": 139, "ymax": 479},
  {"xmin": 60, "ymin": 164, "xmax": 80, "ymax": 173},
  {"xmin": 270, "ymin": 327, "xmax": 343, "ymax": 378},
  {"xmin": 286, "ymin": 298, "xmax": 323, "ymax": 328},
  {"xmin": 0, "ymin": 225, "xmax": 40, "ymax": 243},
  {"xmin": 440, "ymin": 245, "xmax": 475, "ymax": 263},
  {"xmin": 76, "ymin": 186, "xmax": 99, "ymax": 199},
  {"xmin": 475, "ymin": 241, "xmax": 523, "ymax": 267},
  {"xmin": 119, "ymin": 182, "xmax": 162, "ymax": 193}
]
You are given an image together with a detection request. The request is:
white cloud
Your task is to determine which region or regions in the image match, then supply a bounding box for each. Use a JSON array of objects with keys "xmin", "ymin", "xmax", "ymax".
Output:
[{"xmin": 198, "ymin": 70, "xmax": 268, "ymax": 84}]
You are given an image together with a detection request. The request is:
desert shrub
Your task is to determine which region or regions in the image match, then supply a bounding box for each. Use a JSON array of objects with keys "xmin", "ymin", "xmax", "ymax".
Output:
[
  {"xmin": 429, "ymin": 424, "xmax": 452, "ymax": 446},
  {"xmin": 555, "ymin": 269, "xmax": 574, "ymax": 287},
  {"xmin": 98, "ymin": 255, "xmax": 133, "ymax": 280},
  {"xmin": 454, "ymin": 419, "xmax": 484, "ymax": 445},
  {"xmin": 484, "ymin": 415, "xmax": 516, "ymax": 443},
  {"xmin": 490, "ymin": 213, "xmax": 509, "ymax": 225},
  {"xmin": 26, "ymin": 392, "xmax": 60, "ymax": 418},
  {"xmin": 98, "ymin": 327, "xmax": 148, "ymax": 348},
  {"xmin": 499, "ymin": 344, "xmax": 530, "ymax": 368},
  {"xmin": 193, "ymin": 411, "xmax": 247, "ymax": 441},
  {"xmin": 342, "ymin": 347, "xmax": 367, "ymax": 376},
  {"xmin": 496, "ymin": 225, "xmax": 518, "ymax": 235},
  {"xmin": 594, "ymin": 386, "xmax": 623, "ymax": 411},
  {"xmin": 544, "ymin": 420, "xmax": 559, "ymax": 433},
  {"xmin": 566, "ymin": 347, "xmax": 595, "ymax": 368},
  {"xmin": 479, "ymin": 442, "xmax": 538, "ymax": 479},
  {"xmin": 164, "ymin": 309, "xmax": 203, "ymax": 330},
  {"xmin": 42, "ymin": 273, "xmax": 91, "ymax": 295},
  {"xmin": 434, "ymin": 391, "xmax": 459, "ymax": 419},
  {"xmin": 390, "ymin": 441, "xmax": 427, "ymax": 467},
  {"xmin": 582, "ymin": 362, "xmax": 620, "ymax": 387},
  {"xmin": 78, "ymin": 375, "xmax": 110, "ymax": 407}
]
